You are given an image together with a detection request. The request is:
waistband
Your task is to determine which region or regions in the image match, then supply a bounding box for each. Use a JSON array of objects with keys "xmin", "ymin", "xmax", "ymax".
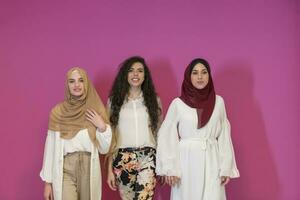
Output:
[
  {"xmin": 64, "ymin": 151, "xmax": 91, "ymax": 158},
  {"xmin": 118, "ymin": 146, "xmax": 156, "ymax": 152},
  {"xmin": 180, "ymin": 137, "xmax": 218, "ymax": 150}
]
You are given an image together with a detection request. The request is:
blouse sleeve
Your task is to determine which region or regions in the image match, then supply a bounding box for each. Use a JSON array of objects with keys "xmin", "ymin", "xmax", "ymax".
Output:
[
  {"xmin": 96, "ymin": 125, "xmax": 112, "ymax": 154},
  {"xmin": 40, "ymin": 130, "xmax": 55, "ymax": 183},
  {"xmin": 156, "ymin": 99, "xmax": 181, "ymax": 177},
  {"xmin": 217, "ymin": 98, "xmax": 240, "ymax": 178}
]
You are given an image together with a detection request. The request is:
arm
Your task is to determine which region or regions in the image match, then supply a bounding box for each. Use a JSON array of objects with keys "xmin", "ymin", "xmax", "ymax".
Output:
[
  {"xmin": 40, "ymin": 130, "xmax": 55, "ymax": 200},
  {"xmin": 96, "ymin": 125, "xmax": 112, "ymax": 154},
  {"xmin": 106, "ymin": 155, "xmax": 117, "ymax": 191},
  {"xmin": 217, "ymin": 98, "xmax": 240, "ymax": 179},
  {"xmin": 156, "ymin": 99, "xmax": 181, "ymax": 179},
  {"xmin": 105, "ymin": 100, "xmax": 118, "ymax": 190}
]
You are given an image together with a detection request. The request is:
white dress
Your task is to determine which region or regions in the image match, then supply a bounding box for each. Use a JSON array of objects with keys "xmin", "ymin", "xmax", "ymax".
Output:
[{"xmin": 156, "ymin": 95, "xmax": 239, "ymax": 200}]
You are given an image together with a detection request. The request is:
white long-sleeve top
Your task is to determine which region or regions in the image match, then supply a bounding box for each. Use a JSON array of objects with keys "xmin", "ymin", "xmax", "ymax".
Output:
[
  {"xmin": 40, "ymin": 126, "xmax": 112, "ymax": 200},
  {"xmin": 156, "ymin": 95, "xmax": 239, "ymax": 200},
  {"xmin": 63, "ymin": 126, "xmax": 111, "ymax": 155},
  {"xmin": 113, "ymin": 93, "xmax": 156, "ymax": 148}
]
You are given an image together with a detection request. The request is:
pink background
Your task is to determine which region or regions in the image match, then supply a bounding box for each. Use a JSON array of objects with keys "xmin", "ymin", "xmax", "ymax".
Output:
[{"xmin": 0, "ymin": 0, "xmax": 299, "ymax": 199}]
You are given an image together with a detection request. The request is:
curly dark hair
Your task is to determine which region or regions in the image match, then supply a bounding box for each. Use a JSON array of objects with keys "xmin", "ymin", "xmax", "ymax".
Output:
[{"xmin": 109, "ymin": 56, "xmax": 161, "ymax": 135}]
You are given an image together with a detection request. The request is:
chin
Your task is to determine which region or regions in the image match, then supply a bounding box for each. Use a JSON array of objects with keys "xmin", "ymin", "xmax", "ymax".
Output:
[
  {"xmin": 195, "ymin": 85, "xmax": 205, "ymax": 90},
  {"xmin": 130, "ymin": 83, "xmax": 142, "ymax": 87},
  {"xmin": 72, "ymin": 93, "xmax": 83, "ymax": 97}
]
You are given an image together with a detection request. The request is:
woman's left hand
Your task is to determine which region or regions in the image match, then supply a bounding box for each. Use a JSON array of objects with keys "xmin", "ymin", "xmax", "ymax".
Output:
[
  {"xmin": 86, "ymin": 109, "xmax": 106, "ymax": 132},
  {"xmin": 221, "ymin": 176, "xmax": 230, "ymax": 186}
]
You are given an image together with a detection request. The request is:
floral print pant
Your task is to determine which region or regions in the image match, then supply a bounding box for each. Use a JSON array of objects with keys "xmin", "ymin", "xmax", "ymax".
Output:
[{"xmin": 113, "ymin": 147, "xmax": 156, "ymax": 200}]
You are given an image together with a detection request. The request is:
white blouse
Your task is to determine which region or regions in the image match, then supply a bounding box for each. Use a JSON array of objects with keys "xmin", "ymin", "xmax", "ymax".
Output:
[
  {"xmin": 63, "ymin": 125, "xmax": 112, "ymax": 155},
  {"xmin": 111, "ymin": 93, "xmax": 157, "ymax": 148},
  {"xmin": 40, "ymin": 126, "xmax": 112, "ymax": 183}
]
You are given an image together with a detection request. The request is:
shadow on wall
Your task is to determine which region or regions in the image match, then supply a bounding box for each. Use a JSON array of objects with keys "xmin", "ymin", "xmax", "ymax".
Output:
[
  {"xmin": 214, "ymin": 61, "xmax": 280, "ymax": 200},
  {"xmin": 150, "ymin": 57, "xmax": 179, "ymax": 200},
  {"xmin": 94, "ymin": 64, "xmax": 121, "ymax": 200}
]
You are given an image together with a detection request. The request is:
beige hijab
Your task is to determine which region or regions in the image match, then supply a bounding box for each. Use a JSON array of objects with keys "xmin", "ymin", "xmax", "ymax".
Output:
[{"xmin": 48, "ymin": 67, "xmax": 108, "ymax": 147}]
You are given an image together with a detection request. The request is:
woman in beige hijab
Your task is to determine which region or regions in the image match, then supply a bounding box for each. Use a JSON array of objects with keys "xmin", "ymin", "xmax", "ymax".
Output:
[{"xmin": 40, "ymin": 67, "xmax": 112, "ymax": 200}]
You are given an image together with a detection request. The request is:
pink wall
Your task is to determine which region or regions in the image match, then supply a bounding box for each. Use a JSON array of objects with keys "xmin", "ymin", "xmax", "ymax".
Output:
[{"xmin": 1, "ymin": 0, "xmax": 299, "ymax": 199}]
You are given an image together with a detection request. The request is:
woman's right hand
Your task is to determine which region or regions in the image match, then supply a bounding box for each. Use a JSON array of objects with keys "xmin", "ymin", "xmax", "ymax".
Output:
[
  {"xmin": 107, "ymin": 170, "xmax": 117, "ymax": 191},
  {"xmin": 44, "ymin": 182, "xmax": 53, "ymax": 200},
  {"xmin": 165, "ymin": 176, "xmax": 180, "ymax": 186}
]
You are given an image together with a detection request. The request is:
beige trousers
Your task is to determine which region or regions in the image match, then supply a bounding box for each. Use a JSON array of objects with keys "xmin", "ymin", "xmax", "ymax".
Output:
[{"xmin": 62, "ymin": 152, "xmax": 91, "ymax": 200}]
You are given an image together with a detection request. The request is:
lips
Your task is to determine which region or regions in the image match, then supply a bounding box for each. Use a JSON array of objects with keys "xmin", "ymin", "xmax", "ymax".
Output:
[
  {"xmin": 131, "ymin": 78, "xmax": 140, "ymax": 82},
  {"xmin": 73, "ymin": 88, "xmax": 82, "ymax": 92}
]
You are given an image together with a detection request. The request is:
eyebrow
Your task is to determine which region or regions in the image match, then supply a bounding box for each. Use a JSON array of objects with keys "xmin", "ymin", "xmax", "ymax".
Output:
[
  {"xmin": 68, "ymin": 78, "xmax": 83, "ymax": 81},
  {"xmin": 192, "ymin": 68, "xmax": 207, "ymax": 72},
  {"xmin": 130, "ymin": 67, "xmax": 144, "ymax": 70}
]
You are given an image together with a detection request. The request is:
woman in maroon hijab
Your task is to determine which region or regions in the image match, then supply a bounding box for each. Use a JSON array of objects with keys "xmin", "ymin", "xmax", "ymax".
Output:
[{"xmin": 156, "ymin": 58, "xmax": 239, "ymax": 200}]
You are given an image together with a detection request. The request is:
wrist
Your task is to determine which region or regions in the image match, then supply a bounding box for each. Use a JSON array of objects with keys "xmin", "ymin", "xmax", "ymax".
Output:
[{"xmin": 97, "ymin": 123, "xmax": 107, "ymax": 132}]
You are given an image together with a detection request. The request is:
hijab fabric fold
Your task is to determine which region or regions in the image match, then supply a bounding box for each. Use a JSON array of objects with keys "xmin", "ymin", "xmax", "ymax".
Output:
[
  {"xmin": 179, "ymin": 59, "xmax": 216, "ymax": 129},
  {"xmin": 48, "ymin": 67, "xmax": 108, "ymax": 147}
]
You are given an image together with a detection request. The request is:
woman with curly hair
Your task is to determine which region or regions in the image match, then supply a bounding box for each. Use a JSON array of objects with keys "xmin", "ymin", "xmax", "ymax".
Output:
[
  {"xmin": 106, "ymin": 56, "xmax": 162, "ymax": 200},
  {"xmin": 156, "ymin": 58, "xmax": 239, "ymax": 200},
  {"xmin": 40, "ymin": 67, "xmax": 112, "ymax": 200}
]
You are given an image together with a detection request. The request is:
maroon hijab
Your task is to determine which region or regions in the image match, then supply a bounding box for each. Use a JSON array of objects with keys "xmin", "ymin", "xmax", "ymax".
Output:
[{"xmin": 179, "ymin": 58, "xmax": 216, "ymax": 129}]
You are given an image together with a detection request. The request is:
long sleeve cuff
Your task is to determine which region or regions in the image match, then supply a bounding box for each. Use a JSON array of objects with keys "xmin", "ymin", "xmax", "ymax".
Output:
[
  {"xmin": 96, "ymin": 124, "xmax": 112, "ymax": 154},
  {"xmin": 220, "ymin": 168, "xmax": 240, "ymax": 178}
]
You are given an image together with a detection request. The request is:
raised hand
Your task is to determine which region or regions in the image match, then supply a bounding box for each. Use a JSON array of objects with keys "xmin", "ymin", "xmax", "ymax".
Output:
[{"xmin": 86, "ymin": 108, "xmax": 106, "ymax": 132}]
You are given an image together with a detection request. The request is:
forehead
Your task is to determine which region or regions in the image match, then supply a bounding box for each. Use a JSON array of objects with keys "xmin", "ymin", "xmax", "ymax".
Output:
[
  {"xmin": 192, "ymin": 63, "xmax": 207, "ymax": 71},
  {"xmin": 69, "ymin": 70, "xmax": 83, "ymax": 79},
  {"xmin": 130, "ymin": 62, "xmax": 144, "ymax": 69}
]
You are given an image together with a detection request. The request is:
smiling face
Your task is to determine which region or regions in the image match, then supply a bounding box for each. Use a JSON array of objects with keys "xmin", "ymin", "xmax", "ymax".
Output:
[
  {"xmin": 190, "ymin": 63, "xmax": 209, "ymax": 89},
  {"xmin": 127, "ymin": 62, "xmax": 145, "ymax": 88},
  {"xmin": 68, "ymin": 70, "xmax": 84, "ymax": 97}
]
